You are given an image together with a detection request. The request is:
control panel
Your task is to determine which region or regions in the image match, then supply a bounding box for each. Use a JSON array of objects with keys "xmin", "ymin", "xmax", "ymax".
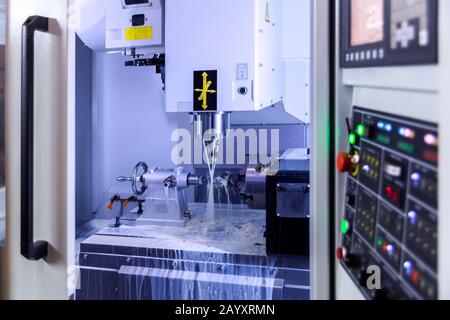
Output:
[{"xmin": 337, "ymin": 107, "xmax": 438, "ymax": 300}]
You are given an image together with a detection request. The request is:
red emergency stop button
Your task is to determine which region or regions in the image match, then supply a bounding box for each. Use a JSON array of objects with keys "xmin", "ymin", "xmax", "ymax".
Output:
[{"xmin": 337, "ymin": 152, "xmax": 354, "ymax": 173}]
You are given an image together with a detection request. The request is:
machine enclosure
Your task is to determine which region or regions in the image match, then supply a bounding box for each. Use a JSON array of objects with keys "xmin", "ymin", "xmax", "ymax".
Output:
[
  {"xmin": 75, "ymin": 0, "xmax": 164, "ymax": 53},
  {"xmin": 165, "ymin": 0, "xmax": 283, "ymax": 113}
]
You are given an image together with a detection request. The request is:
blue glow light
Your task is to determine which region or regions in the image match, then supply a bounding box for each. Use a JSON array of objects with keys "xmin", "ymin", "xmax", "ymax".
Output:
[
  {"xmin": 403, "ymin": 261, "xmax": 413, "ymax": 274},
  {"xmin": 385, "ymin": 124, "xmax": 393, "ymax": 132},
  {"xmin": 408, "ymin": 211, "xmax": 418, "ymax": 225}
]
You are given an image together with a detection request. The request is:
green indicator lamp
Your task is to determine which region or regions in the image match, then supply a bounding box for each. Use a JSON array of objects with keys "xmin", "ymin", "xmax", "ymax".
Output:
[
  {"xmin": 356, "ymin": 124, "xmax": 366, "ymax": 137},
  {"xmin": 348, "ymin": 133, "xmax": 357, "ymax": 145},
  {"xmin": 377, "ymin": 238, "xmax": 383, "ymax": 248},
  {"xmin": 341, "ymin": 219, "xmax": 350, "ymax": 235}
]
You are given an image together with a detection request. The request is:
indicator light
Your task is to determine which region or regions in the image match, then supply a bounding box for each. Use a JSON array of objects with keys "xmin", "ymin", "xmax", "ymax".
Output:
[
  {"xmin": 356, "ymin": 124, "xmax": 365, "ymax": 137},
  {"xmin": 408, "ymin": 211, "xmax": 417, "ymax": 224},
  {"xmin": 363, "ymin": 164, "xmax": 370, "ymax": 173},
  {"xmin": 392, "ymin": 191, "xmax": 399, "ymax": 202},
  {"xmin": 399, "ymin": 127, "xmax": 416, "ymax": 139},
  {"xmin": 386, "ymin": 244, "xmax": 395, "ymax": 255},
  {"xmin": 377, "ymin": 238, "xmax": 383, "ymax": 248},
  {"xmin": 411, "ymin": 270, "xmax": 421, "ymax": 285},
  {"xmin": 341, "ymin": 219, "xmax": 350, "ymax": 235},
  {"xmin": 403, "ymin": 261, "xmax": 413, "ymax": 275},
  {"xmin": 410, "ymin": 172, "xmax": 421, "ymax": 182},
  {"xmin": 378, "ymin": 122, "xmax": 392, "ymax": 132},
  {"xmin": 348, "ymin": 133, "xmax": 357, "ymax": 145},
  {"xmin": 385, "ymin": 124, "xmax": 393, "ymax": 132},
  {"xmin": 404, "ymin": 128, "xmax": 416, "ymax": 139},
  {"xmin": 424, "ymin": 133, "xmax": 438, "ymax": 146},
  {"xmin": 385, "ymin": 186, "xmax": 393, "ymax": 197}
]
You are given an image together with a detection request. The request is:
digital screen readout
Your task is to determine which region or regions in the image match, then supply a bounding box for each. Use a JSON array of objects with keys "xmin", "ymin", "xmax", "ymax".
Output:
[{"xmin": 351, "ymin": 0, "xmax": 384, "ymax": 47}]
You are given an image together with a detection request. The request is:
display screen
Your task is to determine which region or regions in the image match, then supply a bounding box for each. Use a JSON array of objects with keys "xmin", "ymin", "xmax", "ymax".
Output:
[
  {"xmin": 390, "ymin": 0, "xmax": 429, "ymax": 49},
  {"xmin": 351, "ymin": 0, "xmax": 384, "ymax": 47}
]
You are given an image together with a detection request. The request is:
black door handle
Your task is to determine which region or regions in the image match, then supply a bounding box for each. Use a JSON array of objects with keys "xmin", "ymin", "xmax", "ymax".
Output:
[{"xmin": 21, "ymin": 16, "xmax": 49, "ymax": 261}]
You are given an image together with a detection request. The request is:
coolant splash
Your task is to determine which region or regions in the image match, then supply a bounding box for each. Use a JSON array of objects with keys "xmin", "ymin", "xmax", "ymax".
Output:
[{"xmin": 203, "ymin": 138, "xmax": 221, "ymax": 221}]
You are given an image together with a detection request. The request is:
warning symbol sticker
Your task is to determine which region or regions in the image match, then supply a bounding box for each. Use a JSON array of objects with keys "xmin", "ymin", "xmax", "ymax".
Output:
[
  {"xmin": 193, "ymin": 70, "xmax": 217, "ymax": 111},
  {"xmin": 265, "ymin": 2, "xmax": 271, "ymax": 23}
]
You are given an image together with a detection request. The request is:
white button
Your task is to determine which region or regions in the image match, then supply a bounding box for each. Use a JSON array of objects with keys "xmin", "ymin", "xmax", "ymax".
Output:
[
  {"xmin": 373, "ymin": 50, "xmax": 378, "ymax": 59},
  {"xmin": 385, "ymin": 164, "xmax": 403, "ymax": 178},
  {"xmin": 379, "ymin": 49, "xmax": 385, "ymax": 59},
  {"xmin": 366, "ymin": 51, "xmax": 371, "ymax": 60}
]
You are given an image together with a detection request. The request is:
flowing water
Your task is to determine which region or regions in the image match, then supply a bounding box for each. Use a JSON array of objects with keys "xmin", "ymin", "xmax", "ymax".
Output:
[{"xmin": 203, "ymin": 138, "xmax": 221, "ymax": 222}]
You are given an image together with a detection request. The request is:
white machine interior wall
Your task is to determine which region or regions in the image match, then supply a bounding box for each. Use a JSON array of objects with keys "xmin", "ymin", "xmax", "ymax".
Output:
[{"xmin": 75, "ymin": 49, "xmax": 189, "ymax": 222}]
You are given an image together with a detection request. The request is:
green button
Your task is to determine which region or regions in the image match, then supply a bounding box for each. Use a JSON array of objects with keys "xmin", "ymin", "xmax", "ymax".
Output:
[
  {"xmin": 341, "ymin": 219, "xmax": 350, "ymax": 234},
  {"xmin": 348, "ymin": 133, "xmax": 357, "ymax": 145},
  {"xmin": 356, "ymin": 124, "xmax": 365, "ymax": 137}
]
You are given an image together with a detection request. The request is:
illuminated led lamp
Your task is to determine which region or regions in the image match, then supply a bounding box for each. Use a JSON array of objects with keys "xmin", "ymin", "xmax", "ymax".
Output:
[
  {"xmin": 378, "ymin": 122, "xmax": 393, "ymax": 132},
  {"xmin": 398, "ymin": 127, "xmax": 416, "ymax": 139},
  {"xmin": 403, "ymin": 261, "xmax": 413, "ymax": 275},
  {"xmin": 385, "ymin": 124, "xmax": 393, "ymax": 132},
  {"xmin": 386, "ymin": 244, "xmax": 395, "ymax": 256},
  {"xmin": 348, "ymin": 132, "xmax": 357, "ymax": 145},
  {"xmin": 363, "ymin": 164, "xmax": 370, "ymax": 173},
  {"xmin": 356, "ymin": 124, "xmax": 366, "ymax": 137},
  {"xmin": 341, "ymin": 219, "xmax": 350, "ymax": 235},
  {"xmin": 410, "ymin": 173, "xmax": 421, "ymax": 182},
  {"xmin": 424, "ymin": 133, "xmax": 438, "ymax": 146},
  {"xmin": 408, "ymin": 210, "xmax": 418, "ymax": 224}
]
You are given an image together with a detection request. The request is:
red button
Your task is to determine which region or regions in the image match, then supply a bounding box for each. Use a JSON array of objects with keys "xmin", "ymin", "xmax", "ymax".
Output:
[
  {"xmin": 411, "ymin": 270, "xmax": 421, "ymax": 285},
  {"xmin": 337, "ymin": 247, "xmax": 347, "ymax": 260},
  {"xmin": 337, "ymin": 152, "xmax": 353, "ymax": 173}
]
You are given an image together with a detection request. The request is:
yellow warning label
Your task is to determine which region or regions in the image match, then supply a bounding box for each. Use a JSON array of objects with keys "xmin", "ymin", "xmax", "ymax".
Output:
[
  {"xmin": 125, "ymin": 26, "xmax": 153, "ymax": 41},
  {"xmin": 265, "ymin": 2, "xmax": 271, "ymax": 23},
  {"xmin": 195, "ymin": 72, "xmax": 216, "ymax": 110}
]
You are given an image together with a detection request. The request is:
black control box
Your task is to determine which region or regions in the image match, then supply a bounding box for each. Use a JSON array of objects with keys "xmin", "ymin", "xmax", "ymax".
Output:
[{"xmin": 339, "ymin": 107, "xmax": 438, "ymax": 300}]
